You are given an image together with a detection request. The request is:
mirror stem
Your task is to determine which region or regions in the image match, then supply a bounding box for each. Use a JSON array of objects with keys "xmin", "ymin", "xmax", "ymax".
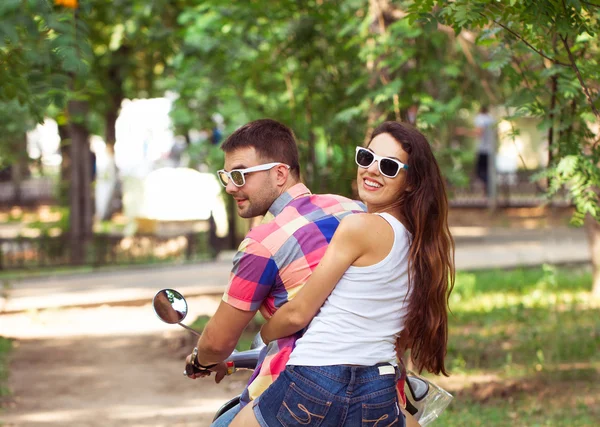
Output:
[{"xmin": 178, "ymin": 322, "xmax": 202, "ymax": 337}]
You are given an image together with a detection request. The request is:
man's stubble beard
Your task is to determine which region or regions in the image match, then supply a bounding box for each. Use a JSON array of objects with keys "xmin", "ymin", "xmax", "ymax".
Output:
[{"xmin": 238, "ymin": 186, "xmax": 280, "ymax": 219}]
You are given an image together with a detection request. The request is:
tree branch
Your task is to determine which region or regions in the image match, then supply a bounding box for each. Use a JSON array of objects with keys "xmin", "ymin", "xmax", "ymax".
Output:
[
  {"xmin": 457, "ymin": 36, "xmax": 498, "ymax": 103},
  {"xmin": 581, "ymin": 1, "xmax": 600, "ymax": 9},
  {"xmin": 511, "ymin": 56, "xmax": 544, "ymax": 106},
  {"xmin": 482, "ymin": 14, "xmax": 570, "ymax": 67},
  {"xmin": 560, "ymin": 34, "xmax": 600, "ymax": 118}
]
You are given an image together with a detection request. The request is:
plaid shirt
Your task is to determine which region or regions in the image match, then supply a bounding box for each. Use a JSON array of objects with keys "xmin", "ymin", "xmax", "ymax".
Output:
[{"xmin": 222, "ymin": 183, "xmax": 366, "ymax": 405}]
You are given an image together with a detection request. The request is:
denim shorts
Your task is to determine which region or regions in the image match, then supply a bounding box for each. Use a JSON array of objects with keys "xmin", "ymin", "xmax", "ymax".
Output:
[{"xmin": 253, "ymin": 364, "xmax": 405, "ymax": 426}]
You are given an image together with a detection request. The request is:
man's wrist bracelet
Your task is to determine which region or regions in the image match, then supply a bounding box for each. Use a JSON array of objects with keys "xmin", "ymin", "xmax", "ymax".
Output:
[{"xmin": 191, "ymin": 347, "xmax": 218, "ymax": 370}]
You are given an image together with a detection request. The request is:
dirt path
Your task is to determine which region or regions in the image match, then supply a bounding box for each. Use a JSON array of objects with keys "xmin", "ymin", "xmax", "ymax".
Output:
[{"xmin": 0, "ymin": 297, "xmax": 252, "ymax": 426}]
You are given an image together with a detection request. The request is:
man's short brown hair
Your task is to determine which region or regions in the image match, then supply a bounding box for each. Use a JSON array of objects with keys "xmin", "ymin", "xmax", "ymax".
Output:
[{"xmin": 221, "ymin": 119, "xmax": 300, "ymax": 179}]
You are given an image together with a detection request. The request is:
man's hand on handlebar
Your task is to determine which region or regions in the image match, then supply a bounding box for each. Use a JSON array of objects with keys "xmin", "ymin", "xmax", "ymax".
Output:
[
  {"xmin": 184, "ymin": 352, "xmax": 229, "ymax": 383},
  {"xmin": 211, "ymin": 362, "xmax": 229, "ymax": 383}
]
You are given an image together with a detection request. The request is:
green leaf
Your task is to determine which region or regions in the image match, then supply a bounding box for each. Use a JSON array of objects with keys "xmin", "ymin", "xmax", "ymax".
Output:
[
  {"xmin": 0, "ymin": 0, "xmax": 20, "ymax": 15},
  {"xmin": 334, "ymin": 106, "xmax": 364, "ymax": 123}
]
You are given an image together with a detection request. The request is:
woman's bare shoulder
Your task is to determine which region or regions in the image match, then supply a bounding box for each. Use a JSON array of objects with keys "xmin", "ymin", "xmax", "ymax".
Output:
[
  {"xmin": 337, "ymin": 213, "xmax": 392, "ymax": 241},
  {"xmin": 337, "ymin": 213, "xmax": 395, "ymax": 265}
]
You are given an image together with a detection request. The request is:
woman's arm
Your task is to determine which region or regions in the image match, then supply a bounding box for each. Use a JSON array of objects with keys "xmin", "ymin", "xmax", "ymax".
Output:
[{"xmin": 260, "ymin": 214, "xmax": 368, "ymax": 344}]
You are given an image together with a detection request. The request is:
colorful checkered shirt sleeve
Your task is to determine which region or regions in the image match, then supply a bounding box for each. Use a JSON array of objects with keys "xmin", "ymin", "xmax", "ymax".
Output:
[{"xmin": 223, "ymin": 237, "xmax": 279, "ymax": 312}]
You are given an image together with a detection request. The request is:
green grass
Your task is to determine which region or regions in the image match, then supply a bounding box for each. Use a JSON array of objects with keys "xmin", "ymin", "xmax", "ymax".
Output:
[
  {"xmin": 439, "ymin": 393, "xmax": 599, "ymax": 427},
  {"xmin": 0, "ymin": 337, "xmax": 12, "ymax": 399},
  {"xmin": 448, "ymin": 266, "xmax": 598, "ymax": 374},
  {"xmin": 435, "ymin": 265, "xmax": 600, "ymax": 426}
]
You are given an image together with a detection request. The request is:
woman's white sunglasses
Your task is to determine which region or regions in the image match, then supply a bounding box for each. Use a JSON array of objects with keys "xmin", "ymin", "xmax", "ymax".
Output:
[
  {"xmin": 355, "ymin": 147, "xmax": 408, "ymax": 178},
  {"xmin": 217, "ymin": 162, "xmax": 290, "ymax": 187}
]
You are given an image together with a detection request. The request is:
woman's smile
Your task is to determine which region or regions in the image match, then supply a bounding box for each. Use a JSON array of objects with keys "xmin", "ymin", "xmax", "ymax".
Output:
[{"xmin": 363, "ymin": 178, "xmax": 383, "ymax": 191}]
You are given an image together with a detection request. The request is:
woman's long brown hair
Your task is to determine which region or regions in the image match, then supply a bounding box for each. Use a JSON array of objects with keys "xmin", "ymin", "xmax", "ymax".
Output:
[{"xmin": 370, "ymin": 121, "xmax": 455, "ymax": 376}]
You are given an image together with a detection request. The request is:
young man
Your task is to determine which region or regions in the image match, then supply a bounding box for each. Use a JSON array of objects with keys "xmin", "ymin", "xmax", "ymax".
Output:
[{"xmin": 184, "ymin": 119, "xmax": 366, "ymax": 426}]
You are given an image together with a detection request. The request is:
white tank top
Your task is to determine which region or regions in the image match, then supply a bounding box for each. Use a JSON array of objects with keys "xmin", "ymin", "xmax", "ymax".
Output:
[{"xmin": 287, "ymin": 212, "xmax": 411, "ymax": 367}]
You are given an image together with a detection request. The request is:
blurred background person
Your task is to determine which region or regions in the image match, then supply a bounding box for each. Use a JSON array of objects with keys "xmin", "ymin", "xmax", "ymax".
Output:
[{"xmin": 473, "ymin": 106, "xmax": 496, "ymax": 197}]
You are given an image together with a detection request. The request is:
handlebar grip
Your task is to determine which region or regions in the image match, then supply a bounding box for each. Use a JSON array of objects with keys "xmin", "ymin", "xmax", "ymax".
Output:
[
  {"xmin": 185, "ymin": 363, "xmax": 207, "ymax": 376},
  {"xmin": 185, "ymin": 361, "xmax": 236, "ymax": 376}
]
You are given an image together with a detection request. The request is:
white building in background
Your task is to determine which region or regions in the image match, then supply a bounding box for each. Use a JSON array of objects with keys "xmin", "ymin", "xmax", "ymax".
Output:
[
  {"xmin": 139, "ymin": 167, "xmax": 228, "ymax": 237},
  {"xmin": 93, "ymin": 135, "xmax": 117, "ymax": 221},
  {"xmin": 24, "ymin": 97, "xmax": 228, "ymax": 236},
  {"xmin": 114, "ymin": 97, "xmax": 175, "ymax": 177},
  {"xmin": 27, "ymin": 119, "xmax": 62, "ymax": 169}
]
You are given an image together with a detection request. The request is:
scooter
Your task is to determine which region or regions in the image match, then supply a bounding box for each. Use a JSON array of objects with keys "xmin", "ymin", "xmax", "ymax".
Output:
[{"xmin": 153, "ymin": 288, "xmax": 453, "ymax": 426}]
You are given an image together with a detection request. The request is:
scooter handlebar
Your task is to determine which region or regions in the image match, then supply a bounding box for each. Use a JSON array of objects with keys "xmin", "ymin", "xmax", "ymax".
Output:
[{"xmin": 225, "ymin": 347, "xmax": 263, "ymax": 370}]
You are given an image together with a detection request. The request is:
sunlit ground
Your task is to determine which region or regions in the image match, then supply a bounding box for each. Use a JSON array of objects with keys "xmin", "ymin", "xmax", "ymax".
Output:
[
  {"xmin": 0, "ymin": 296, "xmax": 248, "ymax": 426},
  {"xmin": 4, "ymin": 399, "xmax": 226, "ymax": 425},
  {"xmin": 432, "ymin": 266, "xmax": 600, "ymax": 426}
]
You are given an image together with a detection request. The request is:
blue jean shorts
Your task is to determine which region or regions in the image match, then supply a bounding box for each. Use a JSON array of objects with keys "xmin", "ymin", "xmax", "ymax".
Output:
[{"xmin": 253, "ymin": 364, "xmax": 405, "ymax": 426}]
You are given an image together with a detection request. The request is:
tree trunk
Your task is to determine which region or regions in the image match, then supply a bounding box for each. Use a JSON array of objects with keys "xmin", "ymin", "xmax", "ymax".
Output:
[
  {"xmin": 58, "ymin": 123, "xmax": 71, "ymax": 207},
  {"xmin": 81, "ymin": 128, "xmax": 93, "ymax": 239},
  {"xmin": 102, "ymin": 100, "xmax": 122, "ymax": 221},
  {"xmin": 11, "ymin": 133, "xmax": 28, "ymax": 205},
  {"xmin": 100, "ymin": 50, "xmax": 127, "ymax": 220},
  {"xmin": 69, "ymin": 113, "xmax": 82, "ymax": 264},
  {"xmin": 105, "ymin": 107, "xmax": 118, "ymax": 150},
  {"xmin": 68, "ymin": 99, "xmax": 93, "ymax": 265},
  {"xmin": 105, "ymin": 55, "xmax": 124, "ymax": 150},
  {"xmin": 584, "ymin": 214, "xmax": 600, "ymax": 297}
]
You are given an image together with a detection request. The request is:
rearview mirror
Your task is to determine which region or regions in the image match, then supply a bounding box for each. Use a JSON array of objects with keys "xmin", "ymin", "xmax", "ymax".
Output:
[{"xmin": 152, "ymin": 288, "xmax": 188, "ymax": 324}]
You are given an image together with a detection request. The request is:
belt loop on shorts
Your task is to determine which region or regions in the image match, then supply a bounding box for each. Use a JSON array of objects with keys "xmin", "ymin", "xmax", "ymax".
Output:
[{"xmin": 346, "ymin": 367, "xmax": 357, "ymax": 396}]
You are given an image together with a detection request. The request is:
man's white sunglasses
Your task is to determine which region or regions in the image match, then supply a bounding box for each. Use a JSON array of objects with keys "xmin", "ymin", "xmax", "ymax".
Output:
[
  {"xmin": 217, "ymin": 162, "xmax": 290, "ymax": 187},
  {"xmin": 355, "ymin": 146, "xmax": 408, "ymax": 178}
]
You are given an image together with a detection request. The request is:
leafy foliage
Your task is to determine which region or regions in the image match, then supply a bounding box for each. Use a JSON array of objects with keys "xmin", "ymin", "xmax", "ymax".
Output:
[
  {"xmin": 81, "ymin": 0, "xmax": 186, "ymax": 135},
  {"xmin": 3, "ymin": 0, "xmax": 599, "ymax": 223},
  {"xmin": 0, "ymin": 0, "xmax": 89, "ymax": 165},
  {"xmin": 165, "ymin": 1, "xmax": 370, "ymax": 193},
  {"xmin": 0, "ymin": 0, "xmax": 186, "ymax": 165},
  {"xmin": 166, "ymin": 1, "xmax": 497, "ymax": 194},
  {"xmin": 411, "ymin": 0, "xmax": 600, "ymax": 222}
]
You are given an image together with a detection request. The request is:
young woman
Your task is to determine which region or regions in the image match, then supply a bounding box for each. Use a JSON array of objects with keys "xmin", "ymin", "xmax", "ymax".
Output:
[{"xmin": 231, "ymin": 121, "xmax": 455, "ymax": 427}]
